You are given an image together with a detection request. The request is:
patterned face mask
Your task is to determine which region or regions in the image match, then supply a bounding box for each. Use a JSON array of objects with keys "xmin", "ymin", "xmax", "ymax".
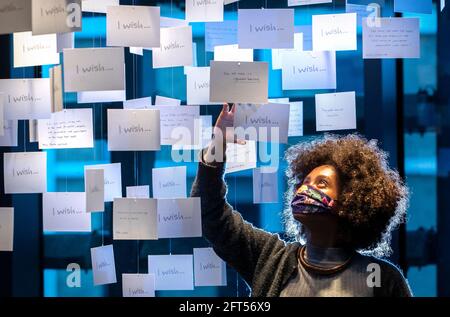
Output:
[{"xmin": 291, "ymin": 184, "xmax": 336, "ymax": 216}]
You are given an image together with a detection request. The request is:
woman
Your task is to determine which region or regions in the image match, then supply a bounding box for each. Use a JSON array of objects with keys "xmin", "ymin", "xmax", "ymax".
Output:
[{"xmin": 191, "ymin": 104, "xmax": 412, "ymax": 297}]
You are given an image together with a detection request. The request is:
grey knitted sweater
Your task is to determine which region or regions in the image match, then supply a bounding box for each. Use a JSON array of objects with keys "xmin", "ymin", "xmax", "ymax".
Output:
[{"xmin": 190, "ymin": 160, "xmax": 413, "ymax": 297}]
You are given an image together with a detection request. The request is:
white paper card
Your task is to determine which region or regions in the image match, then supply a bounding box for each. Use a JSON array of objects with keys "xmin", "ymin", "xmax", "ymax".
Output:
[
  {"xmin": 288, "ymin": 0, "xmax": 332, "ymax": 6},
  {"xmin": 43, "ymin": 192, "xmax": 91, "ymax": 232},
  {"xmin": 148, "ymin": 254, "xmax": 194, "ymax": 290},
  {"xmin": 225, "ymin": 140, "xmax": 257, "ymax": 174},
  {"xmin": 123, "ymin": 97, "xmax": 152, "ymax": 109},
  {"xmin": 157, "ymin": 197, "xmax": 202, "ymax": 239},
  {"xmin": 50, "ymin": 65, "xmax": 63, "ymax": 112},
  {"xmin": 38, "ymin": 109, "xmax": 94, "ymax": 149},
  {"xmin": 281, "ymin": 50, "xmax": 336, "ymax": 90},
  {"xmin": 63, "ymin": 47, "xmax": 125, "ymax": 92},
  {"xmin": 126, "ymin": 185, "xmax": 150, "ymax": 198},
  {"xmin": 160, "ymin": 17, "xmax": 189, "ymax": 28},
  {"xmin": 57, "ymin": 32, "xmax": 74, "ymax": 52},
  {"xmin": 152, "ymin": 26, "xmax": 193, "ymax": 69},
  {"xmin": 152, "ymin": 166, "xmax": 187, "ymax": 199},
  {"xmin": 13, "ymin": 31, "xmax": 59, "ymax": 68},
  {"xmin": 185, "ymin": 0, "xmax": 224, "ymax": 22},
  {"xmin": 185, "ymin": 67, "xmax": 219, "ymax": 105},
  {"xmin": 4, "ymin": 152, "xmax": 46, "ymax": 194},
  {"xmin": 77, "ymin": 89, "xmax": 126, "ymax": 103},
  {"xmin": 288, "ymin": 101, "xmax": 303, "ymax": 137},
  {"xmin": 113, "ymin": 198, "xmax": 157, "ymax": 240},
  {"xmin": 91, "ymin": 244, "xmax": 117, "ymax": 285},
  {"xmin": 0, "ymin": 208, "xmax": 14, "ymax": 251},
  {"xmin": 0, "ymin": 78, "xmax": 52, "ymax": 120},
  {"xmin": 122, "ymin": 274, "xmax": 155, "ymax": 297},
  {"xmin": 205, "ymin": 20, "xmax": 237, "ymax": 52},
  {"xmin": 253, "ymin": 167, "xmax": 278, "ymax": 204},
  {"xmin": 214, "ymin": 44, "xmax": 253, "ymax": 62},
  {"xmin": 107, "ymin": 109, "xmax": 161, "ymax": 151},
  {"xmin": 0, "ymin": 120, "xmax": 18, "ymax": 147},
  {"xmin": 315, "ymin": 91, "xmax": 357, "ymax": 132},
  {"xmin": 106, "ymin": 5, "xmax": 160, "ymax": 48},
  {"xmin": 85, "ymin": 163, "xmax": 122, "ymax": 202},
  {"xmin": 0, "ymin": 95, "xmax": 3, "ymax": 136},
  {"xmin": 362, "ymin": 18, "xmax": 420, "ymax": 59},
  {"xmin": 272, "ymin": 33, "xmax": 303, "ymax": 70},
  {"xmin": 31, "ymin": 0, "xmax": 82, "ymax": 35},
  {"xmin": 82, "ymin": 0, "xmax": 119, "ymax": 13},
  {"xmin": 171, "ymin": 115, "xmax": 212, "ymax": 150},
  {"xmin": 210, "ymin": 61, "xmax": 268, "ymax": 104},
  {"xmin": 312, "ymin": 13, "xmax": 357, "ymax": 51},
  {"xmin": 85, "ymin": 169, "xmax": 104, "ymax": 212},
  {"xmin": 238, "ymin": 9, "xmax": 294, "ymax": 49},
  {"xmin": 155, "ymin": 106, "xmax": 200, "ymax": 146},
  {"xmin": 234, "ymin": 103, "xmax": 290, "ymax": 144},
  {"xmin": 154, "ymin": 95, "xmax": 181, "ymax": 106},
  {"xmin": 193, "ymin": 247, "xmax": 226, "ymax": 287},
  {"xmin": 0, "ymin": 0, "xmax": 31, "ymax": 35}
]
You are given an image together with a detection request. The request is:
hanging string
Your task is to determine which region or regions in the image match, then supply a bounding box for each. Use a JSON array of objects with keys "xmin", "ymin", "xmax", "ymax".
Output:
[{"xmin": 234, "ymin": 174, "xmax": 239, "ymax": 296}]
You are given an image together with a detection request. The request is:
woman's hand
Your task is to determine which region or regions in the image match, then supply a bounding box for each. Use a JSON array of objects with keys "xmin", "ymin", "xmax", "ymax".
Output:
[{"xmin": 203, "ymin": 103, "xmax": 245, "ymax": 164}]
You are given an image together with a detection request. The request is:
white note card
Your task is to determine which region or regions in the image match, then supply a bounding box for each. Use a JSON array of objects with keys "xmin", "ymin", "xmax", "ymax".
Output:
[
  {"xmin": 113, "ymin": 198, "xmax": 157, "ymax": 240},
  {"xmin": 315, "ymin": 91, "xmax": 357, "ymax": 132},
  {"xmin": 85, "ymin": 163, "xmax": 122, "ymax": 202},
  {"xmin": 288, "ymin": 0, "xmax": 332, "ymax": 6},
  {"xmin": 152, "ymin": 26, "xmax": 193, "ymax": 69},
  {"xmin": 85, "ymin": 169, "xmax": 105, "ymax": 213},
  {"xmin": 0, "ymin": 0, "xmax": 31, "ymax": 35},
  {"xmin": 43, "ymin": 192, "xmax": 91, "ymax": 232},
  {"xmin": 122, "ymin": 274, "xmax": 155, "ymax": 297},
  {"xmin": 185, "ymin": 0, "xmax": 224, "ymax": 22},
  {"xmin": 107, "ymin": 109, "xmax": 161, "ymax": 151},
  {"xmin": 0, "ymin": 208, "xmax": 14, "ymax": 251},
  {"xmin": 272, "ymin": 33, "xmax": 303, "ymax": 70},
  {"xmin": 50, "ymin": 65, "xmax": 63, "ymax": 112},
  {"xmin": 155, "ymin": 106, "xmax": 200, "ymax": 146},
  {"xmin": 154, "ymin": 95, "xmax": 181, "ymax": 106},
  {"xmin": 82, "ymin": 0, "xmax": 119, "ymax": 13},
  {"xmin": 148, "ymin": 255, "xmax": 194, "ymax": 290},
  {"xmin": 123, "ymin": 97, "xmax": 152, "ymax": 109},
  {"xmin": 106, "ymin": 5, "xmax": 160, "ymax": 48},
  {"xmin": 205, "ymin": 20, "xmax": 237, "ymax": 52},
  {"xmin": 57, "ymin": 32, "xmax": 75, "ymax": 52},
  {"xmin": 214, "ymin": 44, "xmax": 253, "ymax": 62},
  {"xmin": 4, "ymin": 152, "xmax": 46, "ymax": 194},
  {"xmin": 225, "ymin": 140, "xmax": 257, "ymax": 174},
  {"xmin": 253, "ymin": 167, "xmax": 278, "ymax": 204},
  {"xmin": 234, "ymin": 103, "xmax": 290, "ymax": 144},
  {"xmin": 288, "ymin": 101, "xmax": 303, "ymax": 137},
  {"xmin": 0, "ymin": 120, "xmax": 18, "ymax": 147},
  {"xmin": 238, "ymin": 9, "xmax": 294, "ymax": 49},
  {"xmin": 126, "ymin": 185, "xmax": 150, "ymax": 199},
  {"xmin": 31, "ymin": 0, "xmax": 82, "ymax": 35},
  {"xmin": 362, "ymin": 18, "xmax": 420, "ymax": 59},
  {"xmin": 210, "ymin": 61, "xmax": 268, "ymax": 104},
  {"xmin": 0, "ymin": 78, "xmax": 52, "ymax": 120},
  {"xmin": 152, "ymin": 166, "xmax": 187, "ymax": 199},
  {"xmin": 157, "ymin": 197, "xmax": 202, "ymax": 239},
  {"xmin": 193, "ymin": 248, "xmax": 227, "ymax": 287},
  {"xmin": 281, "ymin": 50, "xmax": 336, "ymax": 90},
  {"xmin": 77, "ymin": 89, "xmax": 126, "ymax": 104},
  {"xmin": 0, "ymin": 94, "xmax": 3, "ymax": 136},
  {"xmin": 312, "ymin": 13, "xmax": 357, "ymax": 51},
  {"xmin": 185, "ymin": 67, "xmax": 219, "ymax": 105},
  {"xmin": 13, "ymin": 32, "xmax": 59, "ymax": 68},
  {"xmin": 38, "ymin": 109, "xmax": 94, "ymax": 149},
  {"xmin": 63, "ymin": 47, "xmax": 125, "ymax": 92},
  {"xmin": 91, "ymin": 244, "xmax": 117, "ymax": 286}
]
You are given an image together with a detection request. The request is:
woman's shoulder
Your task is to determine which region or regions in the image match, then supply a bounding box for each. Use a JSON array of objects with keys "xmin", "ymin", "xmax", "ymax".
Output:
[{"xmin": 357, "ymin": 253, "xmax": 413, "ymax": 297}]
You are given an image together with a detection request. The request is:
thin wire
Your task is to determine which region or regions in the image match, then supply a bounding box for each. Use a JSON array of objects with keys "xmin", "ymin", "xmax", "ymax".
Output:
[{"xmin": 234, "ymin": 175, "xmax": 238, "ymax": 297}]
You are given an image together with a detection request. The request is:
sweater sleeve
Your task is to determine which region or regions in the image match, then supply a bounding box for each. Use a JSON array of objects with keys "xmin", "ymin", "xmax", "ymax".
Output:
[{"xmin": 190, "ymin": 158, "xmax": 286, "ymax": 286}]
